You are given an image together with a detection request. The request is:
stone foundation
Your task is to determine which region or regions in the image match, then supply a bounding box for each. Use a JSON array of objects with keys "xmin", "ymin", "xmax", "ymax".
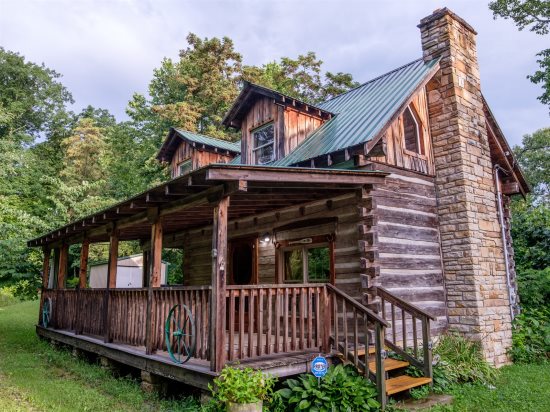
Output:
[{"xmin": 418, "ymin": 8, "xmax": 513, "ymax": 366}]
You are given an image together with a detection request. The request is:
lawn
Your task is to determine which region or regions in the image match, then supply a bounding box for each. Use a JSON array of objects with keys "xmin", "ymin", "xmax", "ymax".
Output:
[
  {"xmin": 1, "ymin": 300, "xmax": 549, "ymax": 411},
  {"xmin": 0, "ymin": 299, "xmax": 199, "ymax": 412}
]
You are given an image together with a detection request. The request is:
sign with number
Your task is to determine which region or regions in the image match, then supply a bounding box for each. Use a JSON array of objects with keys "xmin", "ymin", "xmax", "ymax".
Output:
[{"xmin": 311, "ymin": 356, "xmax": 328, "ymax": 378}]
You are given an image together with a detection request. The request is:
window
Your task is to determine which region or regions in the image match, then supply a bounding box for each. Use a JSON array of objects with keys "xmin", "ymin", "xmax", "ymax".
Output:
[
  {"xmin": 252, "ymin": 123, "xmax": 274, "ymax": 165},
  {"xmin": 178, "ymin": 159, "xmax": 192, "ymax": 176},
  {"xmin": 283, "ymin": 245, "xmax": 330, "ymax": 283},
  {"xmin": 403, "ymin": 106, "xmax": 423, "ymax": 154}
]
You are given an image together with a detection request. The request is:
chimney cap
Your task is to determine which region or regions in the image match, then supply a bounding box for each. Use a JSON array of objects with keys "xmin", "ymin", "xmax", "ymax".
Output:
[{"xmin": 417, "ymin": 7, "xmax": 477, "ymax": 35}]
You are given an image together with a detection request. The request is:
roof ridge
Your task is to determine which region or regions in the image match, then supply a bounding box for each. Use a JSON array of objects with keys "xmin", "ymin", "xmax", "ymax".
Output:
[{"xmin": 320, "ymin": 58, "xmax": 424, "ymax": 105}]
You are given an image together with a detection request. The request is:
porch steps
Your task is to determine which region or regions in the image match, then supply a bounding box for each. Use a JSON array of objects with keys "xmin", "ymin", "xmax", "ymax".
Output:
[
  {"xmin": 368, "ymin": 358, "xmax": 409, "ymax": 373},
  {"xmin": 385, "ymin": 375, "xmax": 432, "ymax": 396}
]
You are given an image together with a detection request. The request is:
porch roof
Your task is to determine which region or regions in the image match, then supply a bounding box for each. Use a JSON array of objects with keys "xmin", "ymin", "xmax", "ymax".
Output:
[{"xmin": 28, "ymin": 164, "xmax": 388, "ymax": 248}]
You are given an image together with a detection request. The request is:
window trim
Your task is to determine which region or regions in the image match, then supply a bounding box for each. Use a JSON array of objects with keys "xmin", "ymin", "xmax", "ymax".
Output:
[
  {"xmin": 177, "ymin": 158, "xmax": 192, "ymax": 176},
  {"xmin": 251, "ymin": 122, "xmax": 275, "ymax": 165},
  {"xmin": 403, "ymin": 106, "xmax": 424, "ymax": 155},
  {"xmin": 279, "ymin": 241, "xmax": 332, "ymax": 284}
]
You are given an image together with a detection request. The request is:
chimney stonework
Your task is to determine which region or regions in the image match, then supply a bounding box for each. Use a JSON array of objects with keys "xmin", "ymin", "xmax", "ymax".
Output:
[{"xmin": 418, "ymin": 8, "xmax": 512, "ymax": 366}]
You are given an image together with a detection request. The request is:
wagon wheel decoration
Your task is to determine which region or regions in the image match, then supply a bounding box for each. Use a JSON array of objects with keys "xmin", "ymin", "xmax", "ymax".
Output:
[
  {"xmin": 165, "ymin": 304, "xmax": 195, "ymax": 364},
  {"xmin": 42, "ymin": 297, "xmax": 52, "ymax": 328}
]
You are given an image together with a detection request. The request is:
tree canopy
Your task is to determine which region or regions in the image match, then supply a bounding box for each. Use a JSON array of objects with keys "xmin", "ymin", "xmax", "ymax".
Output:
[{"xmin": 490, "ymin": 0, "xmax": 550, "ymax": 109}]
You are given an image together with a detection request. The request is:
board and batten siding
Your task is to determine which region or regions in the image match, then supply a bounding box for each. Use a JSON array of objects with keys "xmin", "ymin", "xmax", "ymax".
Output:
[
  {"xmin": 240, "ymin": 97, "xmax": 324, "ymax": 164},
  {"xmin": 370, "ymin": 169, "xmax": 448, "ymax": 334},
  {"xmin": 170, "ymin": 139, "xmax": 235, "ymax": 178},
  {"xmin": 370, "ymin": 87, "xmax": 435, "ymax": 175}
]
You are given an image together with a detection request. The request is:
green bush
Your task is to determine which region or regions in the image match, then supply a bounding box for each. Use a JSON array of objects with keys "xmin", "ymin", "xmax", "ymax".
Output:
[
  {"xmin": 0, "ymin": 285, "xmax": 18, "ymax": 307},
  {"xmin": 510, "ymin": 307, "xmax": 550, "ymax": 363},
  {"xmin": 11, "ymin": 276, "xmax": 41, "ymax": 301},
  {"xmin": 209, "ymin": 366, "xmax": 276, "ymax": 406},
  {"xmin": 432, "ymin": 332, "xmax": 497, "ymax": 386},
  {"xmin": 272, "ymin": 364, "xmax": 379, "ymax": 412}
]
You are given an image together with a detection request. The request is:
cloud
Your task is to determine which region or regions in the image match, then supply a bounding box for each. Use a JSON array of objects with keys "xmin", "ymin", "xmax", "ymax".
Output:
[{"xmin": 0, "ymin": 0, "xmax": 547, "ymax": 145}]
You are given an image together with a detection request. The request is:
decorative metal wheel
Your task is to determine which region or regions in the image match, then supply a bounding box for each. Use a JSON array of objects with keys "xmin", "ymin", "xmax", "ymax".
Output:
[
  {"xmin": 42, "ymin": 297, "xmax": 52, "ymax": 328},
  {"xmin": 165, "ymin": 304, "xmax": 195, "ymax": 364}
]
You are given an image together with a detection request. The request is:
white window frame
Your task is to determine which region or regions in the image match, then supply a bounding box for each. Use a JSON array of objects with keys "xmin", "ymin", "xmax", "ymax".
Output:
[{"xmin": 252, "ymin": 122, "xmax": 275, "ymax": 165}]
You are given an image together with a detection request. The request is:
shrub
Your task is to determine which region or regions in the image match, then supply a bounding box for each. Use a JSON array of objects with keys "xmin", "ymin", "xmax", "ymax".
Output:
[
  {"xmin": 209, "ymin": 366, "xmax": 276, "ymax": 406},
  {"xmin": 11, "ymin": 276, "xmax": 41, "ymax": 301},
  {"xmin": 272, "ymin": 364, "xmax": 379, "ymax": 411},
  {"xmin": 0, "ymin": 285, "xmax": 18, "ymax": 307},
  {"xmin": 432, "ymin": 332, "xmax": 497, "ymax": 385},
  {"xmin": 510, "ymin": 307, "xmax": 550, "ymax": 363}
]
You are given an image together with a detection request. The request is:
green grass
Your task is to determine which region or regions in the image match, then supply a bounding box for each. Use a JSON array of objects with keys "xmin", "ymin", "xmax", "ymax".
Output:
[
  {"xmin": 0, "ymin": 300, "xmax": 200, "ymax": 411},
  {"xmin": 425, "ymin": 363, "xmax": 550, "ymax": 412}
]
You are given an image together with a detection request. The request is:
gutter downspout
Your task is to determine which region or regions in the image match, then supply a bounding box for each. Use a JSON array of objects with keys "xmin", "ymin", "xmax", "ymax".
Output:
[{"xmin": 494, "ymin": 165, "xmax": 516, "ymax": 321}]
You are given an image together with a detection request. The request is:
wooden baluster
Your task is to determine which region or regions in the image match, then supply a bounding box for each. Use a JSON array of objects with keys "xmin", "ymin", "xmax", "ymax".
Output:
[
  {"xmin": 291, "ymin": 288, "xmax": 297, "ymax": 351},
  {"xmin": 257, "ymin": 288, "xmax": 263, "ymax": 357},
  {"xmin": 239, "ymin": 289, "xmax": 245, "ymax": 359},
  {"xmin": 229, "ymin": 290, "xmax": 235, "ymax": 361},
  {"xmin": 299, "ymin": 288, "xmax": 305, "ymax": 350},
  {"xmin": 402, "ymin": 308, "xmax": 407, "ymax": 352},
  {"xmin": 391, "ymin": 303, "xmax": 396, "ymax": 344},
  {"xmin": 248, "ymin": 289, "xmax": 255, "ymax": 358},
  {"xmin": 283, "ymin": 288, "xmax": 289, "ymax": 352},
  {"xmin": 307, "ymin": 287, "xmax": 313, "ymax": 348},
  {"xmin": 353, "ymin": 308, "xmax": 358, "ymax": 367},
  {"xmin": 343, "ymin": 299, "xmax": 348, "ymax": 358},
  {"xmin": 274, "ymin": 288, "xmax": 280, "ymax": 353},
  {"xmin": 412, "ymin": 316, "xmax": 418, "ymax": 358},
  {"xmin": 333, "ymin": 294, "xmax": 339, "ymax": 349},
  {"xmin": 266, "ymin": 288, "xmax": 272, "ymax": 355},
  {"xmin": 363, "ymin": 314, "xmax": 369, "ymax": 376}
]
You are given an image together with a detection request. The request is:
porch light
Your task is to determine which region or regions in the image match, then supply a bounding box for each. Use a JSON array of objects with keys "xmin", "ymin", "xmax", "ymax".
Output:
[{"xmin": 260, "ymin": 232, "xmax": 271, "ymax": 244}]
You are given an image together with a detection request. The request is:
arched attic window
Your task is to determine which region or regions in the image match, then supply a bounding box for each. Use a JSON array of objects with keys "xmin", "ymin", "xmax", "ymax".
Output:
[{"xmin": 403, "ymin": 106, "xmax": 424, "ymax": 154}]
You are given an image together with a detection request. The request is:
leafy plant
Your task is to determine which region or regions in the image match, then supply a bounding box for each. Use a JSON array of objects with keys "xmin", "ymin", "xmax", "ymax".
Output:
[
  {"xmin": 209, "ymin": 366, "xmax": 276, "ymax": 406},
  {"xmin": 410, "ymin": 385, "xmax": 430, "ymax": 400},
  {"xmin": 273, "ymin": 364, "xmax": 379, "ymax": 411},
  {"xmin": 11, "ymin": 276, "xmax": 41, "ymax": 301},
  {"xmin": 510, "ymin": 307, "xmax": 550, "ymax": 363}
]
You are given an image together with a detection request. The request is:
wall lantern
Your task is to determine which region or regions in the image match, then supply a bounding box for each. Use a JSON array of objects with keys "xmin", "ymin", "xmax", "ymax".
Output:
[{"xmin": 260, "ymin": 232, "xmax": 271, "ymax": 244}]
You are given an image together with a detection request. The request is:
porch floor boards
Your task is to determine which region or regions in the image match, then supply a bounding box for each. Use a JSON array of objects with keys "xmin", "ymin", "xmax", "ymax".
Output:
[{"xmin": 37, "ymin": 326, "xmax": 321, "ymax": 388}]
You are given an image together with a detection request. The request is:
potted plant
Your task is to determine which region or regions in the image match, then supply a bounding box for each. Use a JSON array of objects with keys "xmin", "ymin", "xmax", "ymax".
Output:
[{"xmin": 209, "ymin": 366, "xmax": 276, "ymax": 411}]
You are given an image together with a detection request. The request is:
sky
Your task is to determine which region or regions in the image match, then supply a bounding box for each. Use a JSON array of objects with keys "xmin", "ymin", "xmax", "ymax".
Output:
[{"xmin": 0, "ymin": 0, "xmax": 548, "ymax": 147}]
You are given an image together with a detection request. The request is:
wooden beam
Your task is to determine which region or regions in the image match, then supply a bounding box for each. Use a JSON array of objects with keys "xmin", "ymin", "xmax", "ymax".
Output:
[
  {"xmin": 146, "ymin": 216, "xmax": 163, "ymax": 354},
  {"xmin": 57, "ymin": 244, "xmax": 69, "ymax": 289},
  {"xmin": 501, "ymin": 181, "xmax": 520, "ymax": 195},
  {"xmin": 104, "ymin": 227, "xmax": 119, "ymax": 343},
  {"xmin": 210, "ymin": 196, "xmax": 229, "ymax": 372},
  {"xmin": 150, "ymin": 220, "xmax": 163, "ymax": 288},
  {"xmin": 79, "ymin": 239, "xmax": 90, "ymax": 289},
  {"xmin": 41, "ymin": 246, "xmax": 51, "ymax": 289}
]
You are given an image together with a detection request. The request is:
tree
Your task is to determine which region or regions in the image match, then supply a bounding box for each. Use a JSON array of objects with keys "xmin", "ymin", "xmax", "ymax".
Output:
[
  {"xmin": 513, "ymin": 127, "xmax": 550, "ymax": 202},
  {"xmin": 489, "ymin": 0, "xmax": 550, "ymax": 108}
]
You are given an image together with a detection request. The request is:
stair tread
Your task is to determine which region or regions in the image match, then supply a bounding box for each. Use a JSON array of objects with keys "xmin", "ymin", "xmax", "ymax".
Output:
[
  {"xmin": 347, "ymin": 345, "xmax": 387, "ymax": 357},
  {"xmin": 369, "ymin": 358, "xmax": 409, "ymax": 372},
  {"xmin": 385, "ymin": 375, "xmax": 432, "ymax": 395}
]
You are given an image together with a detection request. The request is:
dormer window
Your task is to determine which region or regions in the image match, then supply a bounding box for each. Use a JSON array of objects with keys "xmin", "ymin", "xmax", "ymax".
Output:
[
  {"xmin": 403, "ymin": 106, "xmax": 423, "ymax": 154},
  {"xmin": 252, "ymin": 123, "xmax": 275, "ymax": 165},
  {"xmin": 178, "ymin": 158, "xmax": 192, "ymax": 176}
]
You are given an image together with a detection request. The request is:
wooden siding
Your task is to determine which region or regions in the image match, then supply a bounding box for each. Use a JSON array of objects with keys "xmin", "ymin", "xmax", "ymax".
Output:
[
  {"xmin": 240, "ymin": 97, "xmax": 323, "ymax": 164},
  {"xmin": 369, "ymin": 169, "xmax": 447, "ymax": 334},
  {"xmin": 370, "ymin": 87, "xmax": 435, "ymax": 175},
  {"xmin": 170, "ymin": 140, "xmax": 234, "ymax": 178}
]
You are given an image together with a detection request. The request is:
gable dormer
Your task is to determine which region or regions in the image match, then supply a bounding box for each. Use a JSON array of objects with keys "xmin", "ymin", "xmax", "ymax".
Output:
[
  {"xmin": 157, "ymin": 128, "xmax": 240, "ymax": 178},
  {"xmin": 222, "ymin": 82, "xmax": 333, "ymax": 165}
]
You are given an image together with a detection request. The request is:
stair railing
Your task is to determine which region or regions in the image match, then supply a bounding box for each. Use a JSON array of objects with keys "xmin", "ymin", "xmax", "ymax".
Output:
[
  {"xmin": 375, "ymin": 287, "xmax": 436, "ymax": 381},
  {"xmin": 325, "ymin": 284, "xmax": 389, "ymax": 408}
]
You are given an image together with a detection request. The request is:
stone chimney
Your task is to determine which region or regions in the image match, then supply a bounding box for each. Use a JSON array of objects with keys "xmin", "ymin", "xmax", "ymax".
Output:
[{"xmin": 418, "ymin": 8, "xmax": 512, "ymax": 366}]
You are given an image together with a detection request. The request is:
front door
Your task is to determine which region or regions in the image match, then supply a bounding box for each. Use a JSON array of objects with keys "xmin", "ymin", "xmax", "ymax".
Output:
[{"xmin": 228, "ymin": 237, "xmax": 258, "ymax": 330}]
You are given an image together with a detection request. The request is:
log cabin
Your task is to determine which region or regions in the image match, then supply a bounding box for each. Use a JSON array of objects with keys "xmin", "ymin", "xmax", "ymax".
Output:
[{"xmin": 29, "ymin": 8, "xmax": 529, "ymax": 406}]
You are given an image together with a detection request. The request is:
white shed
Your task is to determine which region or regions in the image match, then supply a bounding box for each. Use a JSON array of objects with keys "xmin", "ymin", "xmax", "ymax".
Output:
[{"xmin": 89, "ymin": 254, "xmax": 168, "ymax": 288}]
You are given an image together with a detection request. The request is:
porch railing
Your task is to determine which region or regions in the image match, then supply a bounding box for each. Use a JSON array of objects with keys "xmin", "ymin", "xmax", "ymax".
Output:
[
  {"xmin": 376, "ymin": 286, "xmax": 435, "ymax": 381},
  {"xmin": 225, "ymin": 284, "xmax": 327, "ymax": 362}
]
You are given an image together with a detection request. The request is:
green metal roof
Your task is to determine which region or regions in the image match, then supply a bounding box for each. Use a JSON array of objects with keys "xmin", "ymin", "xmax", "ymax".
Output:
[
  {"xmin": 272, "ymin": 58, "xmax": 439, "ymax": 166},
  {"xmin": 173, "ymin": 128, "xmax": 241, "ymax": 153}
]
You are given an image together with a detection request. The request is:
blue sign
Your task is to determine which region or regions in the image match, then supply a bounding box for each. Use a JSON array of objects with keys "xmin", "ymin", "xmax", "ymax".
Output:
[{"xmin": 311, "ymin": 356, "xmax": 328, "ymax": 378}]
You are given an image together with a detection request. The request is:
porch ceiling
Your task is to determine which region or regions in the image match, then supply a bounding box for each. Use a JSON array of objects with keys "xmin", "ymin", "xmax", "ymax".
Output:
[{"xmin": 28, "ymin": 164, "xmax": 388, "ymax": 247}]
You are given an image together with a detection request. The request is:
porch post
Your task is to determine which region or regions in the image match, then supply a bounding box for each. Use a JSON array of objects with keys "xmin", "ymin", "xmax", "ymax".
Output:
[
  {"xmin": 103, "ymin": 226, "xmax": 119, "ymax": 342},
  {"xmin": 142, "ymin": 249, "xmax": 150, "ymax": 287},
  {"xmin": 41, "ymin": 246, "xmax": 51, "ymax": 289},
  {"xmin": 57, "ymin": 243, "xmax": 69, "ymax": 289},
  {"xmin": 79, "ymin": 238, "xmax": 90, "ymax": 289},
  {"xmin": 210, "ymin": 196, "xmax": 229, "ymax": 371},
  {"xmin": 146, "ymin": 208, "xmax": 162, "ymax": 354}
]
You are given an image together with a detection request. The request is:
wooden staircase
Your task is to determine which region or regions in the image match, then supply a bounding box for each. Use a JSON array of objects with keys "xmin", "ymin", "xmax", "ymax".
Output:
[{"xmin": 326, "ymin": 284, "xmax": 435, "ymax": 408}]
